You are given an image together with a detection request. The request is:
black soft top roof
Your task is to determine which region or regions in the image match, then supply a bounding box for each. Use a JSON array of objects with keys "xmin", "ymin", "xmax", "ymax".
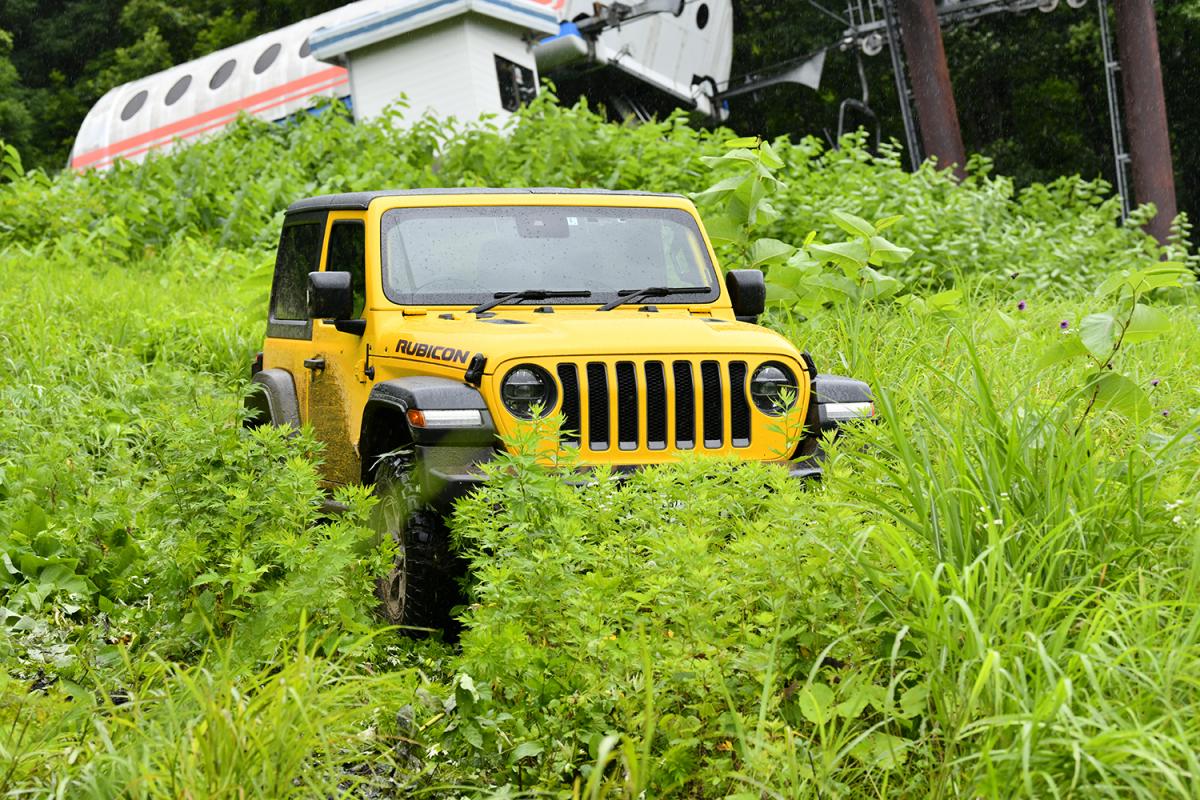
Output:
[{"xmin": 285, "ymin": 187, "xmax": 685, "ymax": 214}]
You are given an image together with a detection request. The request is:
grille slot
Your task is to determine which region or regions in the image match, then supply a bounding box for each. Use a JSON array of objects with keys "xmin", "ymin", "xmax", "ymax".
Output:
[
  {"xmin": 701, "ymin": 360, "xmax": 723, "ymax": 448},
  {"xmin": 557, "ymin": 363, "xmax": 581, "ymax": 445},
  {"xmin": 586, "ymin": 362, "xmax": 609, "ymax": 451},
  {"xmin": 616, "ymin": 361, "xmax": 639, "ymax": 450},
  {"xmin": 672, "ymin": 361, "xmax": 695, "ymax": 449},
  {"xmin": 644, "ymin": 362, "xmax": 667, "ymax": 450},
  {"xmin": 729, "ymin": 361, "xmax": 751, "ymax": 447}
]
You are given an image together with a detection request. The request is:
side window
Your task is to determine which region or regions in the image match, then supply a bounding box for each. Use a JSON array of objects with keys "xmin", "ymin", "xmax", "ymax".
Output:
[
  {"xmin": 270, "ymin": 222, "xmax": 323, "ymax": 321},
  {"xmin": 495, "ymin": 55, "xmax": 537, "ymax": 112},
  {"xmin": 326, "ymin": 221, "xmax": 366, "ymax": 318}
]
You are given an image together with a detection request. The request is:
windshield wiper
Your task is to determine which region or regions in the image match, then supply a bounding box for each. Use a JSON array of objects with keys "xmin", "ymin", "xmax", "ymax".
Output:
[
  {"xmin": 469, "ymin": 289, "xmax": 592, "ymax": 316},
  {"xmin": 596, "ymin": 286, "xmax": 711, "ymax": 312}
]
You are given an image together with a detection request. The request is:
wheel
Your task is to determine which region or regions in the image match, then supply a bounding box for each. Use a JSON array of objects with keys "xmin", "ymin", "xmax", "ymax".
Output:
[{"xmin": 370, "ymin": 449, "xmax": 462, "ymax": 632}]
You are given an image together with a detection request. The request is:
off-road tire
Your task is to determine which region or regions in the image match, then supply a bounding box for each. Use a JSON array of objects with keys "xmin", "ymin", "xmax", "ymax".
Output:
[{"xmin": 371, "ymin": 452, "xmax": 461, "ymax": 632}]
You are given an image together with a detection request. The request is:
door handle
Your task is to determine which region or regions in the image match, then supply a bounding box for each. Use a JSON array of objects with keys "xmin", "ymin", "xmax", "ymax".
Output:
[{"xmin": 303, "ymin": 356, "xmax": 326, "ymax": 372}]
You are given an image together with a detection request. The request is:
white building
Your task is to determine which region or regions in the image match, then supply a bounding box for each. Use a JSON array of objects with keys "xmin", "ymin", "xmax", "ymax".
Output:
[{"xmin": 307, "ymin": 0, "xmax": 559, "ymax": 125}]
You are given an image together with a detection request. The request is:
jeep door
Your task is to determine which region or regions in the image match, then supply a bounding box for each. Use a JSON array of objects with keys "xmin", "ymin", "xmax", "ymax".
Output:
[{"xmin": 302, "ymin": 212, "xmax": 371, "ymax": 486}]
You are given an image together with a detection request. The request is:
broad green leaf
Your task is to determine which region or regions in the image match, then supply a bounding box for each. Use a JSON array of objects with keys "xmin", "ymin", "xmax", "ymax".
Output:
[
  {"xmin": 702, "ymin": 215, "xmax": 746, "ymax": 247},
  {"xmin": 755, "ymin": 198, "xmax": 782, "ymax": 226},
  {"xmin": 1091, "ymin": 372, "xmax": 1151, "ymax": 420},
  {"xmin": 808, "ymin": 240, "xmax": 870, "ymax": 275},
  {"xmin": 980, "ymin": 309, "xmax": 1018, "ymax": 342},
  {"xmin": 1078, "ymin": 312, "xmax": 1120, "ymax": 360},
  {"xmin": 829, "ymin": 209, "xmax": 876, "ymax": 239},
  {"xmin": 807, "ymin": 271, "xmax": 857, "ymax": 298},
  {"xmin": 834, "ymin": 688, "xmax": 870, "ymax": 719},
  {"xmin": 797, "ymin": 682, "xmax": 835, "ymax": 725},
  {"xmin": 898, "ymin": 684, "xmax": 928, "ymax": 719},
  {"xmin": 1129, "ymin": 262, "xmax": 1190, "ymax": 293},
  {"xmin": 724, "ymin": 136, "xmax": 761, "ymax": 149},
  {"xmin": 748, "ymin": 237, "xmax": 796, "ymax": 268},
  {"xmin": 1123, "ymin": 303, "xmax": 1171, "ymax": 343},
  {"xmin": 1036, "ymin": 334, "xmax": 1088, "ymax": 369},
  {"xmin": 766, "ymin": 263, "xmax": 807, "ymax": 290},
  {"xmin": 873, "ymin": 214, "xmax": 905, "ymax": 232},
  {"xmin": 928, "ymin": 288, "xmax": 962, "ymax": 310},
  {"xmin": 860, "ymin": 266, "xmax": 902, "ymax": 300},
  {"xmin": 850, "ymin": 732, "xmax": 910, "ymax": 769},
  {"xmin": 868, "ymin": 235, "xmax": 914, "ymax": 265},
  {"xmin": 461, "ymin": 722, "xmax": 483, "ymax": 749},
  {"xmin": 510, "ymin": 741, "xmax": 544, "ymax": 761},
  {"xmin": 758, "ymin": 140, "xmax": 784, "ymax": 169},
  {"xmin": 1095, "ymin": 271, "xmax": 1129, "ymax": 298},
  {"xmin": 716, "ymin": 148, "xmax": 761, "ymax": 166},
  {"xmin": 456, "ymin": 673, "xmax": 479, "ymax": 700},
  {"xmin": 692, "ymin": 174, "xmax": 745, "ymax": 198},
  {"xmin": 764, "ymin": 283, "xmax": 799, "ymax": 303}
]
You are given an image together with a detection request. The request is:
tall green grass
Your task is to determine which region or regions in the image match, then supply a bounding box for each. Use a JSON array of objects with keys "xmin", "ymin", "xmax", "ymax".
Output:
[{"xmin": 1, "ymin": 99, "xmax": 1197, "ymax": 797}]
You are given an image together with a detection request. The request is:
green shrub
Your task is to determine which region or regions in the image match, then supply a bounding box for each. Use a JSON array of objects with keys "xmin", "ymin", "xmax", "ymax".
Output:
[{"xmin": 1, "ymin": 94, "xmax": 1198, "ymax": 798}]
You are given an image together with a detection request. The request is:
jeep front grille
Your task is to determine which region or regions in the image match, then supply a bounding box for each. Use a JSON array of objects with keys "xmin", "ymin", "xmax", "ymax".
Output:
[{"xmin": 556, "ymin": 358, "xmax": 755, "ymax": 453}]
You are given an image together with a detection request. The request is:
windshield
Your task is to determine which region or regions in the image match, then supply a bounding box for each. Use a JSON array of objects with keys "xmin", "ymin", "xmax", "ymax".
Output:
[{"xmin": 379, "ymin": 205, "xmax": 720, "ymax": 307}]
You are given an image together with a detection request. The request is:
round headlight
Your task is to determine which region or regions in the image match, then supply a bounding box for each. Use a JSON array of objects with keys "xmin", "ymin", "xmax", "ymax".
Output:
[
  {"xmin": 500, "ymin": 365, "xmax": 556, "ymax": 419},
  {"xmin": 750, "ymin": 362, "xmax": 799, "ymax": 416}
]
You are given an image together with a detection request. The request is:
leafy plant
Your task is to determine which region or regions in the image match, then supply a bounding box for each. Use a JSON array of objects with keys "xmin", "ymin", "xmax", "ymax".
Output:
[
  {"xmin": 0, "ymin": 139, "xmax": 20, "ymax": 183},
  {"xmin": 1, "ymin": 94, "xmax": 1198, "ymax": 799},
  {"xmin": 693, "ymin": 137, "xmax": 917, "ymax": 316},
  {"xmin": 1037, "ymin": 260, "xmax": 1194, "ymax": 426}
]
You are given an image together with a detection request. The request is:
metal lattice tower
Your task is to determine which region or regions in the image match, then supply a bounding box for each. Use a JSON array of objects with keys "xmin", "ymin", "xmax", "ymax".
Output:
[
  {"xmin": 841, "ymin": 0, "xmax": 1134, "ymax": 219},
  {"xmin": 1096, "ymin": 0, "xmax": 1132, "ymax": 218}
]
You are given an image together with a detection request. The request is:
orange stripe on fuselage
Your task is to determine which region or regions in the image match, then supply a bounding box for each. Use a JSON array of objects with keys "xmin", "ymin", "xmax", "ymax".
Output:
[{"xmin": 72, "ymin": 66, "xmax": 349, "ymax": 170}]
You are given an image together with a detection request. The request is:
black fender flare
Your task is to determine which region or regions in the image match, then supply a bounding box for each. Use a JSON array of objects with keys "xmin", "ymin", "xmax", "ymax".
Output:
[
  {"xmin": 245, "ymin": 369, "xmax": 301, "ymax": 430},
  {"xmin": 359, "ymin": 377, "xmax": 497, "ymax": 483},
  {"xmin": 809, "ymin": 374, "xmax": 875, "ymax": 432},
  {"xmin": 796, "ymin": 359, "xmax": 876, "ymax": 465}
]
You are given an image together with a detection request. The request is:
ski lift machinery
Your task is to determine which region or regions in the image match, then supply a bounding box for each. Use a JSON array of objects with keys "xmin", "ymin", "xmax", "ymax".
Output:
[{"xmin": 834, "ymin": 0, "xmax": 1125, "ymax": 217}]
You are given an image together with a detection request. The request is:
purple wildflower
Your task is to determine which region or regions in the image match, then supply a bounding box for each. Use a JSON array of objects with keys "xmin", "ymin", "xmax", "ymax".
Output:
[
  {"xmin": 1017, "ymin": 300, "xmax": 1027, "ymax": 311},
  {"xmin": 1162, "ymin": 409, "xmax": 1170, "ymax": 417},
  {"xmin": 1059, "ymin": 319, "xmax": 1070, "ymax": 330},
  {"xmin": 1151, "ymin": 378, "xmax": 1160, "ymax": 387}
]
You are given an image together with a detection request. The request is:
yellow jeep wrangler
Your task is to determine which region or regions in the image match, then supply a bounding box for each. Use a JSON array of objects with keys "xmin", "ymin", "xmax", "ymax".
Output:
[{"xmin": 248, "ymin": 189, "xmax": 875, "ymax": 628}]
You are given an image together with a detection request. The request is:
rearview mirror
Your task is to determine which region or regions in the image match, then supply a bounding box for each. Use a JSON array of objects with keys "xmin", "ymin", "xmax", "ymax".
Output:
[
  {"xmin": 726, "ymin": 269, "xmax": 765, "ymax": 323},
  {"xmin": 307, "ymin": 271, "xmax": 353, "ymax": 320}
]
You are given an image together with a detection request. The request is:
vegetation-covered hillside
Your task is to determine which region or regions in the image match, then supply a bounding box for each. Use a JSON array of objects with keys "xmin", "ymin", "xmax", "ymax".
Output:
[{"xmin": 1, "ymin": 100, "xmax": 1198, "ymax": 797}]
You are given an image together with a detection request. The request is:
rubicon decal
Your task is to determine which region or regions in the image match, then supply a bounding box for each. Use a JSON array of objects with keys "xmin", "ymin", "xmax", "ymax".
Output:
[{"xmin": 395, "ymin": 338, "xmax": 472, "ymax": 365}]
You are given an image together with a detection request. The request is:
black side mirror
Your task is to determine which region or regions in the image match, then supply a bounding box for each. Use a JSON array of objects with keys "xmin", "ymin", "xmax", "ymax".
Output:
[
  {"xmin": 307, "ymin": 271, "xmax": 353, "ymax": 320},
  {"xmin": 726, "ymin": 269, "xmax": 765, "ymax": 323}
]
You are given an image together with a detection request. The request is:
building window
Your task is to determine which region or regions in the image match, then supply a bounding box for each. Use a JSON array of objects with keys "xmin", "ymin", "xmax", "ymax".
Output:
[
  {"xmin": 210, "ymin": 59, "xmax": 236, "ymax": 90},
  {"xmin": 121, "ymin": 90, "xmax": 148, "ymax": 121},
  {"xmin": 165, "ymin": 75, "xmax": 191, "ymax": 106},
  {"xmin": 254, "ymin": 43, "xmax": 281, "ymax": 75},
  {"xmin": 495, "ymin": 55, "xmax": 537, "ymax": 113}
]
